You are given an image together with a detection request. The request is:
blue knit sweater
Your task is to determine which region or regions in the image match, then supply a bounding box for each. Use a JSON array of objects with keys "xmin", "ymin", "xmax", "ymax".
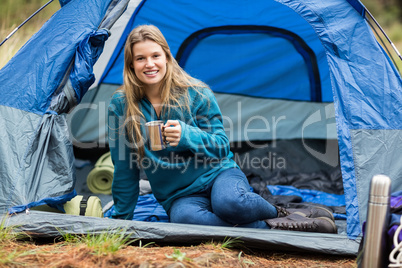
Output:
[{"xmin": 108, "ymin": 87, "xmax": 238, "ymax": 219}]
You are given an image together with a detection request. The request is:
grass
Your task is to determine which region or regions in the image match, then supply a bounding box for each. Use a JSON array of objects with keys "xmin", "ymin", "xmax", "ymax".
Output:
[
  {"xmin": 58, "ymin": 227, "xmax": 133, "ymax": 255},
  {"xmin": 80, "ymin": 230, "xmax": 132, "ymax": 255},
  {"xmin": 0, "ymin": 215, "xmax": 28, "ymax": 243},
  {"xmin": 220, "ymin": 236, "xmax": 244, "ymax": 249},
  {"xmin": 204, "ymin": 236, "xmax": 245, "ymax": 251},
  {"xmin": 238, "ymin": 251, "xmax": 256, "ymax": 266},
  {"xmin": 165, "ymin": 248, "xmax": 192, "ymax": 262},
  {"xmin": 0, "ymin": 215, "xmax": 14, "ymax": 242},
  {"xmin": 0, "ymin": 216, "xmax": 20, "ymax": 266},
  {"xmin": 0, "ymin": 215, "xmax": 34, "ymax": 266}
]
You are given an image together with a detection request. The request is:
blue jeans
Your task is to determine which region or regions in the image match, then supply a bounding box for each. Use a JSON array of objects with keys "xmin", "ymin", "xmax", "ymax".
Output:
[{"xmin": 168, "ymin": 168, "xmax": 277, "ymax": 229}]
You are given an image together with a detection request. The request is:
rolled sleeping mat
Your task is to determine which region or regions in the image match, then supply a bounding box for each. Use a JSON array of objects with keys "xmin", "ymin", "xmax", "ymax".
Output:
[
  {"xmin": 63, "ymin": 195, "xmax": 104, "ymax": 218},
  {"xmin": 87, "ymin": 152, "xmax": 114, "ymax": 195}
]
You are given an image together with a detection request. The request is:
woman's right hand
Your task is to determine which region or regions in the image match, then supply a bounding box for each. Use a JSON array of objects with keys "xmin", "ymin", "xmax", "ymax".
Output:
[{"xmin": 163, "ymin": 120, "xmax": 182, "ymax": 147}]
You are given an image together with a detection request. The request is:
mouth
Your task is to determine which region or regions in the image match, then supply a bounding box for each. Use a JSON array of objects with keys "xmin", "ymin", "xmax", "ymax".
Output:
[{"xmin": 144, "ymin": 70, "xmax": 158, "ymax": 75}]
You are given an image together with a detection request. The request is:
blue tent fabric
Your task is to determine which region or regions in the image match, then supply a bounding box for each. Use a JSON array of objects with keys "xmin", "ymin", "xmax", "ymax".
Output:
[
  {"xmin": 178, "ymin": 29, "xmax": 323, "ymax": 102},
  {"xmin": 70, "ymin": 29, "xmax": 110, "ymax": 104},
  {"xmin": 267, "ymin": 185, "xmax": 345, "ymax": 207},
  {"xmin": 59, "ymin": 0, "xmax": 73, "ymax": 7},
  {"xmin": 346, "ymin": 0, "xmax": 365, "ymax": 16},
  {"xmin": 104, "ymin": 194, "xmax": 169, "ymax": 222},
  {"xmin": 0, "ymin": 0, "xmax": 113, "ymax": 115},
  {"xmin": 297, "ymin": 0, "xmax": 400, "ymax": 238},
  {"xmin": 0, "ymin": 0, "xmax": 116, "ymax": 214},
  {"xmin": 9, "ymin": 190, "xmax": 77, "ymax": 215},
  {"xmin": 100, "ymin": 0, "xmax": 333, "ymax": 102}
]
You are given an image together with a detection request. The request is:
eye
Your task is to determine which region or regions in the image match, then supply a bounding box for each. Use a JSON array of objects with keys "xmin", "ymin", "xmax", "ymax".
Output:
[{"xmin": 135, "ymin": 57, "xmax": 144, "ymax": 61}]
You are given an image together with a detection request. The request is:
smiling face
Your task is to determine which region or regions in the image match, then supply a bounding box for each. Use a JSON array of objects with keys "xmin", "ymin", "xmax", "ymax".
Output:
[{"xmin": 132, "ymin": 39, "xmax": 167, "ymax": 94}]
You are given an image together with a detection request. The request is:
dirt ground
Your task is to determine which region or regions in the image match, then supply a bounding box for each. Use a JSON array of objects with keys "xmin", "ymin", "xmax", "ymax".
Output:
[{"xmin": 1, "ymin": 238, "xmax": 357, "ymax": 268}]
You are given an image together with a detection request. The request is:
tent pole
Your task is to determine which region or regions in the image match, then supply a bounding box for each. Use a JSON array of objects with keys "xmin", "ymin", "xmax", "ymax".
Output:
[
  {"xmin": 0, "ymin": 0, "xmax": 55, "ymax": 47},
  {"xmin": 364, "ymin": 7, "xmax": 402, "ymax": 61}
]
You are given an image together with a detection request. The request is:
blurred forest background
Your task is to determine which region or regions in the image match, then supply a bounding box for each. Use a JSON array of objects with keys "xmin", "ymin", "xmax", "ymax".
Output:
[{"xmin": 0, "ymin": 0, "xmax": 401, "ymax": 69}]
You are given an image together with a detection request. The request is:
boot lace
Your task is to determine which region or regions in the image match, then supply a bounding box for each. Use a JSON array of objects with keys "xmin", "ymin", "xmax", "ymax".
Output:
[
  {"xmin": 275, "ymin": 206, "xmax": 290, "ymax": 217},
  {"xmin": 278, "ymin": 221, "xmax": 316, "ymax": 231}
]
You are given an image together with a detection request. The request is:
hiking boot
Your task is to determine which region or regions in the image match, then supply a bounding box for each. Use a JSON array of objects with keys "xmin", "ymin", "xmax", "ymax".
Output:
[
  {"xmin": 265, "ymin": 213, "xmax": 337, "ymax": 233},
  {"xmin": 275, "ymin": 205, "xmax": 334, "ymax": 221}
]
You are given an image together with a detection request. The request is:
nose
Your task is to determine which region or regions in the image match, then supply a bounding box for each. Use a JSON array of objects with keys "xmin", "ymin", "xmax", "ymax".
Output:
[{"xmin": 145, "ymin": 58, "xmax": 155, "ymax": 68}]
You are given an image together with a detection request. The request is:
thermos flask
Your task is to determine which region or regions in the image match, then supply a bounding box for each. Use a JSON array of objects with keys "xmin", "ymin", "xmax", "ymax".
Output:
[{"xmin": 358, "ymin": 174, "xmax": 391, "ymax": 268}]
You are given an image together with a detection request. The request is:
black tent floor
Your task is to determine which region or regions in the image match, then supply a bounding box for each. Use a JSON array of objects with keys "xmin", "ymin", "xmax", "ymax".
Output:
[{"xmin": 4, "ymin": 211, "xmax": 360, "ymax": 256}]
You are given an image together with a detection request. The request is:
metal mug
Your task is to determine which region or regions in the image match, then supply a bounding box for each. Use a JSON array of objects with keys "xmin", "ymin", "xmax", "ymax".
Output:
[{"xmin": 145, "ymin": 120, "xmax": 166, "ymax": 151}]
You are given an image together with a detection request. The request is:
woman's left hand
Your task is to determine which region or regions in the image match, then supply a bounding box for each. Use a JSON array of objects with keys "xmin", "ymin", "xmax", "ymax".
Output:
[{"xmin": 163, "ymin": 120, "xmax": 182, "ymax": 147}]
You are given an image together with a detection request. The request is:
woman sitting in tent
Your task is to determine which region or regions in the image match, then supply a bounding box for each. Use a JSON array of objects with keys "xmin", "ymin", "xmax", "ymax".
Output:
[{"xmin": 107, "ymin": 24, "xmax": 337, "ymax": 233}]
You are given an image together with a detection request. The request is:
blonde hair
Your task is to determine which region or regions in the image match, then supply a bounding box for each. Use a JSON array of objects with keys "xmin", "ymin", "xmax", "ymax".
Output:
[{"xmin": 120, "ymin": 25, "xmax": 206, "ymax": 157}]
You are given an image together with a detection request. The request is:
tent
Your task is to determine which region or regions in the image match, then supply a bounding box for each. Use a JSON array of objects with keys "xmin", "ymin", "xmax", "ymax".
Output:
[{"xmin": 1, "ymin": 0, "xmax": 401, "ymax": 256}]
